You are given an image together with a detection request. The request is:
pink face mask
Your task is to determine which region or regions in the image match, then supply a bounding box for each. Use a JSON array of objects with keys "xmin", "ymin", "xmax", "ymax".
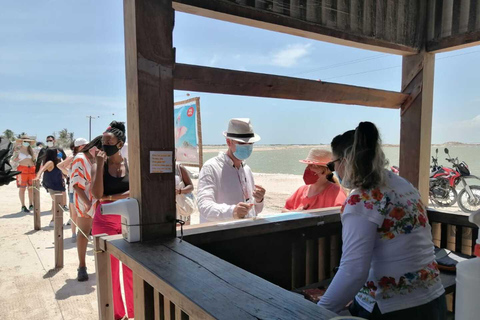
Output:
[{"xmin": 303, "ymin": 168, "xmax": 319, "ymax": 185}]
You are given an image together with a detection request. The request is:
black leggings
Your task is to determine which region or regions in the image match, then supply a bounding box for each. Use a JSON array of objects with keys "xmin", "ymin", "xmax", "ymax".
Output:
[{"xmin": 349, "ymin": 294, "xmax": 447, "ymax": 320}]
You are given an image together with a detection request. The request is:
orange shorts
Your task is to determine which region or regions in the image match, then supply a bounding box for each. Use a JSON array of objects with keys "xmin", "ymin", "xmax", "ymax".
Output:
[{"xmin": 16, "ymin": 165, "xmax": 36, "ymax": 188}]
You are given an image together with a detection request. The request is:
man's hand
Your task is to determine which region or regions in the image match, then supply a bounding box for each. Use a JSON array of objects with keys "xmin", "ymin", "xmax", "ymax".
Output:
[
  {"xmin": 253, "ymin": 185, "xmax": 266, "ymax": 203},
  {"xmin": 233, "ymin": 202, "xmax": 254, "ymax": 219}
]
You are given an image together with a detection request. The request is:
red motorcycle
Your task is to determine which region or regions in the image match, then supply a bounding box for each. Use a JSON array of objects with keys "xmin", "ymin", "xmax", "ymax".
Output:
[
  {"xmin": 428, "ymin": 149, "xmax": 458, "ymax": 208},
  {"xmin": 442, "ymin": 148, "xmax": 480, "ymax": 213}
]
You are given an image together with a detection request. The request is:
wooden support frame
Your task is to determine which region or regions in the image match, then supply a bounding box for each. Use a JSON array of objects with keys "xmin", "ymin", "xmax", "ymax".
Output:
[
  {"xmin": 53, "ymin": 194, "xmax": 64, "ymax": 269},
  {"xmin": 172, "ymin": 0, "xmax": 418, "ymax": 55},
  {"xmin": 124, "ymin": 0, "xmax": 176, "ymax": 240},
  {"xmin": 174, "ymin": 64, "xmax": 409, "ymax": 109},
  {"xmin": 399, "ymin": 51, "xmax": 435, "ymax": 203}
]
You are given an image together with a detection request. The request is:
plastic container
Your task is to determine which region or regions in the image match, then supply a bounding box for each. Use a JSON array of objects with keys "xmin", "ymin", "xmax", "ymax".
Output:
[{"xmin": 455, "ymin": 210, "xmax": 480, "ymax": 320}]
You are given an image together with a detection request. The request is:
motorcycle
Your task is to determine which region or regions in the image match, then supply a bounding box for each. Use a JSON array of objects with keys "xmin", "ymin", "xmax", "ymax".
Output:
[
  {"xmin": 428, "ymin": 148, "xmax": 458, "ymax": 208},
  {"xmin": 390, "ymin": 149, "xmax": 459, "ymax": 208},
  {"xmin": 443, "ymin": 148, "xmax": 480, "ymax": 213}
]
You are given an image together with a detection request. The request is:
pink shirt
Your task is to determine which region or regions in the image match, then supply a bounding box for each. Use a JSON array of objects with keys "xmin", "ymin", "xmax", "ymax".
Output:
[{"xmin": 284, "ymin": 183, "xmax": 346, "ymax": 211}]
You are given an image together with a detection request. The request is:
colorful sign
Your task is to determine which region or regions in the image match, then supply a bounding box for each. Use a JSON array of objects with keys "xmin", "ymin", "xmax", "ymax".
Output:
[{"xmin": 174, "ymin": 98, "xmax": 203, "ymax": 167}]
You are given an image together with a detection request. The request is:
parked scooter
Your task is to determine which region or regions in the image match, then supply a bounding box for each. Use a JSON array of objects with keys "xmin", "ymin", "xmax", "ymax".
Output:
[{"xmin": 443, "ymin": 148, "xmax": 480, "ymax": 213}]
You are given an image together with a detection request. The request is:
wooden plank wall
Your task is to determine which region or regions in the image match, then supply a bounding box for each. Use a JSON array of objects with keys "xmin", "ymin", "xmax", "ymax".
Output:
[
  {"xmin": 230, "ymin": 0, "xmax": 423, "ymax": 48},
  {"xmin": 427, "ymin": 0, "xmax": 480, "ymax": 52}
]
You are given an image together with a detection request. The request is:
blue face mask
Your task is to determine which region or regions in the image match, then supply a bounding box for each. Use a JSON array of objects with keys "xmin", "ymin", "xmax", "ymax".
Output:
[
  {"xmin": 233, "ymin": 144, "xmax": 253, "ymax": 160},
  {"xmin": 22, "ymin": 142, "xmax": 30, "ymax": 147}
]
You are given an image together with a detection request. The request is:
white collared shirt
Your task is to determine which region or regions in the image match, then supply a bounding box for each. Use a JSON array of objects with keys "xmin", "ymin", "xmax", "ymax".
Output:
[{"xmin": 197, "ymin": 152, "xmax": 264, "ymax": 223}]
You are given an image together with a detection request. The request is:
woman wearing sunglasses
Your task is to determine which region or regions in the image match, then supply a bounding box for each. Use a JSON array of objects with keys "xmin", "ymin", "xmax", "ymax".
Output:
[
  {"xmin": 283, "ymin": 148, "xmax": 345, "ymax": 212},
  {"xmin": 317, "ymin": 122, "xmax": 445, "ymax": 319}
]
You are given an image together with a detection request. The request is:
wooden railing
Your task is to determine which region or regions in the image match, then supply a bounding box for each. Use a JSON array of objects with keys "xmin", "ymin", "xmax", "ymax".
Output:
[
  {"xmin": 183, "ymin": 208, "xmax": 342, "ymax": 290},
  {"xmin": 428, "ymin": 209, "xmax": 478, "ymax": 256},
  {"xmin": 94, "ymin": 229, "xmax": 337, "ymax": 320},
  {"xmin": 94, "ymin": 208, "xmax": 479, "ymax": 319}
]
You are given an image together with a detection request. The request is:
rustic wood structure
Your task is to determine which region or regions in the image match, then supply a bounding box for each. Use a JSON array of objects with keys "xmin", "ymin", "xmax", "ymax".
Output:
[{"xmin": 93, "ymin": 0, "xmax": 480, "ymax": 319}]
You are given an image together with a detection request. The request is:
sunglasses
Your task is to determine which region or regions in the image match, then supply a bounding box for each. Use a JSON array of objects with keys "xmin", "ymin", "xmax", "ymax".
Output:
[
  {"xmin": 47, "ymin": 140, "xmax": 54, "ymax": 142},
  {"xmin": 327, "ymin": 158, "xmax": 342, "ymax": 172}
]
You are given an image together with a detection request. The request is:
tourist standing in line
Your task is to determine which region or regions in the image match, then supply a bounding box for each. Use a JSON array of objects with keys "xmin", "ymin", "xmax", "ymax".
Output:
[
  {"xmin": 197, "ymin": 118, "xmax": 266, "ymax": 223},
  {"xmin": 58, "ymin": 137, "xmax": 88, "ymax": 242},
  {"xmin": 12, "ymin": 135, "xmax": 36, "ymax": 213},
  {"xmin": 36, "ymin": 148, "xmax": 66, "ymax": 226},
  {"xmin": 91, "ymin": 121, "xmax": 134, "ymax": 320},
  {"xmin": 35, "ymin": 135, "xmax": 66, "ymax": 173},
  {"xmin": 71, "ymin": 136, "xmax": 102, "ymax": 281},
  {"xmin": 283, "ymin": 148, "xmax": 345, "ymax": 212},
  {"xmin": 317, "ymin": 122, "xmax": 445, "ymax": 319}
]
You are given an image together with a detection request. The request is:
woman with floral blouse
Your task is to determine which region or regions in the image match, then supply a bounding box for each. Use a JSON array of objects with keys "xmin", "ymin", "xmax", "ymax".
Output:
[{"xmin": 318, "ymin": 122, "xmax": 445, "ymax": 320}]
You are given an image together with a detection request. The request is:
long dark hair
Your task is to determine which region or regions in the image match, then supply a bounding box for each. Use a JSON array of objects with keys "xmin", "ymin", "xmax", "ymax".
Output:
[
  {"xmin": 331, "ymin": 122, "xmax": 386, "ymax": 190},
  {"xmin": 44, "ymin": 148, "xmax": 60, "ymax": 167},
  {"xmin": 80, "ymin": 135, "xmax": 103, "ymax": 155}
]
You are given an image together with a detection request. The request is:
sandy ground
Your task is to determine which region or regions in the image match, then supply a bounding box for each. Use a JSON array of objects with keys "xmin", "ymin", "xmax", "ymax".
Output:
[
  {"xmin": 0, "ymin": 172, "xmax": 467, "ymax": 319},
  {"xmin": 0, "ymin": 183, "xmax": 98, "ymax": 320}
]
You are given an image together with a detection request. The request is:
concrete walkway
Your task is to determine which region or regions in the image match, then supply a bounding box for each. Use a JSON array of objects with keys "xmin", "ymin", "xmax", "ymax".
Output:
[{"xmin": 0, "ymin": 183, "xmax": 97, "ymax": 320}]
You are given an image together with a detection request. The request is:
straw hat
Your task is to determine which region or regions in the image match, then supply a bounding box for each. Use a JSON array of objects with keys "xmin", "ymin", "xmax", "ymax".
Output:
[
  {"xmin": 223, "ymin": 118, "xmax": 261, "ymax": 143},
  {"xmin": 16, "ymin": 135, "xmax": 36, "ymax": 145},
  {"xmin": 74, "ymin": 138, "xmax": 88, "ymax": 147},
  {"xmin": 299, "ymin": 148, "xmax": 332, "ymax": 166}
]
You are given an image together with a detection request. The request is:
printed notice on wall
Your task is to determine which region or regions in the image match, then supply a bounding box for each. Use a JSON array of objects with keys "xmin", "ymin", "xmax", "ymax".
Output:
[{"xmin": 150, "ymin": 151, "xmax": 173, "ymax": 173}]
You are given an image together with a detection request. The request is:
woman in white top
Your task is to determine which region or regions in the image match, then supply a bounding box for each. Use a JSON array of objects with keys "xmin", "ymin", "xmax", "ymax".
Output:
[
  {"xmin": 318, "ymin": 122, "xmax": 445, "ymax": 319},
  {"xmin": 12, "ymin": 136, "xmax": 36, "ymax": 213}
]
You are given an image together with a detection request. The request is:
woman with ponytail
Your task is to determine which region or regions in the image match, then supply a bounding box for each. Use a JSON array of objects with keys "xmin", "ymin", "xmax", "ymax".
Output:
[
  {"xmin": 318, "ymin": 122, "xmax": 446, "ymax": 319},
  {"xmin": 91, "ymin": 121, "xmax": 134, "ymax": 320}
]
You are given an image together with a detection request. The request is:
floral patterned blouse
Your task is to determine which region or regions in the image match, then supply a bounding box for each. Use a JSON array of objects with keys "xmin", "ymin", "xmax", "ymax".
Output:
[{"xmin": 319, "ymin": 170, "xmax": 444, "ymax": 314}]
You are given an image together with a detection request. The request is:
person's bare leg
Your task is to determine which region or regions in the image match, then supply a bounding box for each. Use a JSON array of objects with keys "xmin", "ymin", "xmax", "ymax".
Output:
[
  {"xmin": 19, "ymin": 187, "xmax": 26, "ymax": 207},
  {"xmin": 27, "ymin": 186, "xmax": 33, "ymax": 207},
  {"xmin": 69, "ymin": 203, "xmax": 77, "ymax": 235},
  {"xmin": 76, "ymin": 216, "xmax": 92, "ymax": 268}
]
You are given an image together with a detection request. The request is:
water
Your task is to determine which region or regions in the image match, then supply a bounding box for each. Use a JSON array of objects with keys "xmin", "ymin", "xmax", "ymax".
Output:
[{"xmin": 203, "ymin": 145, "xmax": 480, "ymax": 176}]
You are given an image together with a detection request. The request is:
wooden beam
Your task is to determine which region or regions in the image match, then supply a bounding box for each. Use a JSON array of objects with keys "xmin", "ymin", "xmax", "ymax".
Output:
[
  {"xmin": 172, "ymin": 0, "xmax": 418, "ymax": 55},
  {"xmin": 399, "ymin": 51, "xmax": 435, "ymax": 203},
  {"xmin": 174, "ymin": 64, "xmax": 408, "ymax": 109},
  {"xmin": 427, "ymin": 29, "xmax": 480, "ymax": 53},
  {"xmin": 124, "ymin": 0, "xmax": 176, "ymax": 240}
]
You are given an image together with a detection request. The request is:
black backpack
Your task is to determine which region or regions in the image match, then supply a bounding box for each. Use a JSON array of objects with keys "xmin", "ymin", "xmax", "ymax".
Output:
[{"xmin": 0, "ymin": 137, "xmax": 21, "ymax": 186}]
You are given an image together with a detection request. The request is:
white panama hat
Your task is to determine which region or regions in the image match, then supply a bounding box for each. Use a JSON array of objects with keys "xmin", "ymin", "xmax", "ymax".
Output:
[
  {"xmin": 74, "ymin": 138, "xmax": 88, "ymax": 147},
  {"xmin": 223, "ymin": 118, "xmax": 261, "ymax": 143}
]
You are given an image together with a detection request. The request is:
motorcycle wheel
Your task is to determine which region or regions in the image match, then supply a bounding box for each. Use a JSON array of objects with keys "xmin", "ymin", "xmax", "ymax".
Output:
[
  {"xmin": 457, "ymin": 186, "xmax": 480, "ymax": 213},
  {"xmin": 431, "ymin": 187, "xmax": 458, "ymax": 207}
]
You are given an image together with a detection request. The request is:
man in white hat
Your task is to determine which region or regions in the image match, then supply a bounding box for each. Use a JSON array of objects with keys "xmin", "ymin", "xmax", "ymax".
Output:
[{"xmin": 197, "ymin": 118, "xmax": 266, "ymax": 223}]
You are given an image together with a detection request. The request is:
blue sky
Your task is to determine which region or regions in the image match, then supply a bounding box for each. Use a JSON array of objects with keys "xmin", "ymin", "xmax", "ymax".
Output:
[{"xmin": 1, "ymin": 0, "xmax": 480, "ymax": 145}]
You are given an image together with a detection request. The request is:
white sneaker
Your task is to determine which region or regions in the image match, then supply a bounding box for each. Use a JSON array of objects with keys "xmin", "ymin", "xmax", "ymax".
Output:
[
  {"xmin": 71, "ymin": 233, "xmax": 77, "ymax": 243},
  {"xmin": 49, "ymin": 220, "xmax": 54, "ymax": 227}
]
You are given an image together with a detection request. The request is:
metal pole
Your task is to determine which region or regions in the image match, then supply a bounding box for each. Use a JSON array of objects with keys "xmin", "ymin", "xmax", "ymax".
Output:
[{"xmin": 89, "ymin": 117, "xmax": 92, "ymax": 141}]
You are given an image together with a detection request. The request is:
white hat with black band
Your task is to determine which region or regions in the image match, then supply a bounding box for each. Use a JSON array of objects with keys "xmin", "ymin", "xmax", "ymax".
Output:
[{"xmin": 223, "ymin": 118, "xmax": 261, "ymax": 143}]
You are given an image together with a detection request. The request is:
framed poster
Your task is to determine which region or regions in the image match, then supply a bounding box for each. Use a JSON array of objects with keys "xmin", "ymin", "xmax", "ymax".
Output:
[{"xmin": 174, "ymin": 97, "xmax": 203, "ymax": 168}]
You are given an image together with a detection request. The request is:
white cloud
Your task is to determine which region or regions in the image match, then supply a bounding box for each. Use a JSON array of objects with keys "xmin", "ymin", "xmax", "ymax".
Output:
[
  {"xmin": 0, "ymin": 91, "xmax": 125, "ymax": 109},
  {"xmin": 271, "ymin": 44, "xmax": 312, "ymax": 67}
]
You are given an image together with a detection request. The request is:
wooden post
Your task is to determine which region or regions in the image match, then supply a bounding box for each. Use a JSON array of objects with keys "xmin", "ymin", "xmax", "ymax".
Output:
[
  {"xmin": 124, "ymin": 0, "xmax": 176, "ymax": 241},
  {"xmin": 94, "ymin": 235, "xmax": 114, "ymax": 320},
  {"xmin": 399, "ymin": 51, "xmax": 435, "ymax": 204},
  {"xmin": 54, "ymin": 194, "xmax": 63, "ymax": 268},
  {"xmin": 33, "ymin": 179, "xmax": 41, "ymax": 230},
  {"xmin": 196, "ymin": 97, "xmax": 204, "ymax": 169},
  {"xmin": 133, "ymin": 273, "xmax": 155, "ymax": 320}
]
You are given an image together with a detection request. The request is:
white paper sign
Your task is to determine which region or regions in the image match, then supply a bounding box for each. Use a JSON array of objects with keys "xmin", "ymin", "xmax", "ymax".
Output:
[{"xmin": 150, "ymin": 151, "xmax": 173, "ymax": 173}]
